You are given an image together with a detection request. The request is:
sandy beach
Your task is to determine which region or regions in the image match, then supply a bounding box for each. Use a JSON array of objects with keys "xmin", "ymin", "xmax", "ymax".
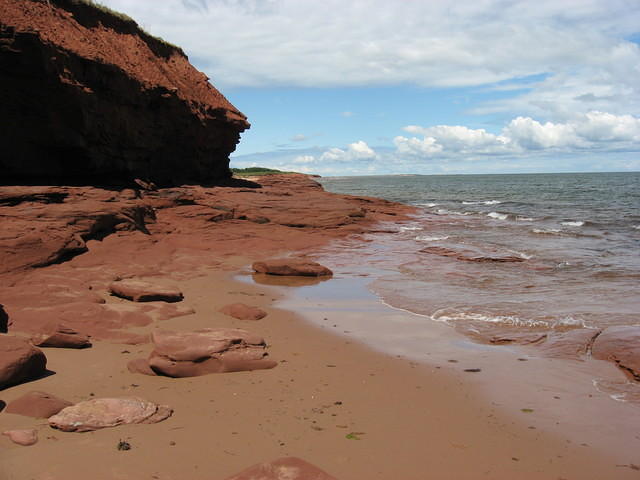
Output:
[{"xmin": 2, "ymin": 221, "xmax": 639, "ymax": 479}]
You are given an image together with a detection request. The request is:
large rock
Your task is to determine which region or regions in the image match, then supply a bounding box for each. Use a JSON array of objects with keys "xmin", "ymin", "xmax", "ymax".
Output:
[
  {"xmin": 130, "ymin": 328, "xmax": 277, "ymax": 378},
  {"xmin": 224, "ymin": 457, "xmax": 338, "ymax": 480},
  {"xmin": 0, "ymin": 0, "xmax": 248, "ymax": 187},
  {"xmin": 220, "ymin": 303, "xmax": 267, "ymax": 321},
  {"xmin": 48, "ymin": 397, "xmax": 172, "ymax": 432},
  {"xmin": 31, "ymin": 324, "xmax": 91, "ymax": 349},
  {"xmin": 592, "ymin": 326, "xmax": 640, "ymax": 380},
  {"xmin": 109, "ymin": 279, "xmax": 183, "ymax": 303},
  {"xmin": 2, "ymin": 428, "xmax": 38, "ymax": 446},
  {"xmin": 252, "ymin": 259, "xmax": 333, "ymax": 277},
  {"xmin": 5, "ymin": 391, "xmax": 72, "ymax": 418},
  {"xmin": 0, "ymin": 336, "xmax": 47, "ymax": 389}
]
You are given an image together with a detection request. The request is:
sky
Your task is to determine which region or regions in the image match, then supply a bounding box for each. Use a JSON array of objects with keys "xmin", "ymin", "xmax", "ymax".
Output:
[{"xmin": 99, "ymin": 0, "xmax": 640, "ymax": 176}]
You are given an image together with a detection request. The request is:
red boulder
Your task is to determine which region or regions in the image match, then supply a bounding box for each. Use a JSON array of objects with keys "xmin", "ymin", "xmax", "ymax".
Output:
[
  {"xmin": 0, "ymin": 336, "xmax": 47, "ymax": 389},
  {"xmin": 252, "ymin": 259, "xmax": 333, "ymax": 277}
]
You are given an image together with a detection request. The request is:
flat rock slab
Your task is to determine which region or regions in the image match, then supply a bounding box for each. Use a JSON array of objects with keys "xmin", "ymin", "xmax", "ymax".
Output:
[
  {"xmin": 3, "ymin": 429, "xmax": 38, "ymax": 446},
  {"xmin": 48, "ymin": 397, "xmax": 172, "ymax": 432},
  {"xmin": 131, "ymin": 328, "xmax": 277, "ymax": 378},
  {"xmin": 0, "ymin": 336, "xmax": 47, "ymax": 389},
  {"xmin": 252, "ymin": 259, "xmax": 333, "ymax": 277},
  {"xmin": 220, "ymin": 303, "xmax": 267, "ymax": 321},
  {"xmin": 420, "ymin": 246, "xmax": 525, "ymax": 263},
  {"xmin": 109, "ymin": 280, "xmax": 184, "ymax": 303},
  {"xmin": 224, "ymin": 457, "xmax": 338, "ymax": 480},
  {"xmin": 592, "ymin": 326, "xmax": 640, "ymax": 380},
  {"xmin": 536, "ymin": 328, "xmax": 601, "ymax": 359},
  {"xmin": 31, "ymin": 324, "xmax": 91, "ymax": 349},
  {"xmin": 6, "ymin": 391, "xmax": 73, "ymax": 418}
]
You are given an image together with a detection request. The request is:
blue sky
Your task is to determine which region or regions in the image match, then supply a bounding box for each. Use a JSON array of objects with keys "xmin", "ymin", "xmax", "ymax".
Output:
[{"xmin": 100, "ymin": 0, "xmax": 640, "ymax": 175}]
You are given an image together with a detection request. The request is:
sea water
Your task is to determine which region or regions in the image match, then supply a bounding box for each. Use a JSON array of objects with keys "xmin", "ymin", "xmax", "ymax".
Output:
[{"xmin": 318, "ymin": 172, "xmax": 640, "ymax": 339}]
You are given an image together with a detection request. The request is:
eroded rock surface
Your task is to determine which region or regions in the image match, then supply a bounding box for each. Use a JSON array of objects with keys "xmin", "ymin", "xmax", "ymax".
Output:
[
  {"xmin": 0, "ymin": 175, "xmax": 413, "ymax": 342},
  {"xmin": 6, "ymin": 391, "xmax": 72, "ymax": 418},
  {"xmin": 109, "ymin": 280, "xmax": 184, "ymax": 303},
  {"xmin": 220, "ymin": 303, "xmax": 267, "ymax": 321},
  {"xmin": 0, "ymin": 336, "xmax": 47, "ymax": 389},
  {"xmin": 48, "ymin": 397, "xmax": 172, "ymax": 432},
  {"xmin": 131, "ymin": 328, "xmax": 277, "ymax": 377},
  {"xmin": 2, "ymin": 428, "xmax": 38, "ymax": 446},
  {"xmin": 225, "ymin": 457, "xmax": 338, "ymax": 480},
  {"xmin": 252, "ymin": 259, "xmax": 333, "ymax": 277},
  {"xmin": 0, "ymin": 0, "xmax": 248, "ymax": 186},
  {"xmin": 592, "ymin": 326, "xmax": 640, "ymax": 380}
]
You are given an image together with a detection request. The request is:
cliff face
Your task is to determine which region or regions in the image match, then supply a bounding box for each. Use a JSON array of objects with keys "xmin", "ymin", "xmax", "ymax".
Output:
[{"xmin": 0, "ymin": 0, "xmax": 249, "ymax": 186}]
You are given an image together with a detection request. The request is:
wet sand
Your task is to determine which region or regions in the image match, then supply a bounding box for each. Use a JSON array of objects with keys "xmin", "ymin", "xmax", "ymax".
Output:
[{"xmin": 2, "ymin": 263, "xmax": 639, "ymax": 480}]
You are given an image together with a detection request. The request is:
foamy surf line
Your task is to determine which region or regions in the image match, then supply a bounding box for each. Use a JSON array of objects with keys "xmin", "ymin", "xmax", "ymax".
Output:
[{"xmin": 462, "ymin": 200, "xmax": 501, "ymax": 205}]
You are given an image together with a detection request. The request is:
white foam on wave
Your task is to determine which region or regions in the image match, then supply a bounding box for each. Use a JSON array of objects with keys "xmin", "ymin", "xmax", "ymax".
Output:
[
  {"xmin": 430, "ymin": 310, "xmax": 588, "ymax": 329},
  {"xmin": 516, "ymin": 216, "xmax": 535, "ymax": 222},
  {"xmin": 532, "ymin": 228, "xmax": 561, "ymax": 235},
  {"xmin": 416, "ymin": 202, "xmax": 439, "ymax": 207},
  {"xmin": 561, "ymin": 221, "xmax": 585, "ymax": 227},
  {"xmin": 487, "ymin": 212, "xmax": 508, "ymax": 220},
  {"xmin": 399, "ymin": 225, "xmax": 422, "ymax": 232},
  {"xmin": 462, "ymin": 200, "xmax": 501, "ymax": 205},
  {"xmin": 415, "ymin": 235, "xmax": 450, "ymax": 242},
  {"xmin": 633, "ymin": 225, "xmax": 640, "ymax": 230},
  {"xmin": 437, "ymin": 209, "xmax": 472, "ymax": 216},
  {"xmin": 509, "ymin": 250, "xmax": 533, "ymax": 260}
]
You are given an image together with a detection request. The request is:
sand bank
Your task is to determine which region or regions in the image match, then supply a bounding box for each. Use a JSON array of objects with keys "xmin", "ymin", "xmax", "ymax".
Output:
[{"xmin": 2, "ymin": 265, "xmax": 639, "ymax": 479}]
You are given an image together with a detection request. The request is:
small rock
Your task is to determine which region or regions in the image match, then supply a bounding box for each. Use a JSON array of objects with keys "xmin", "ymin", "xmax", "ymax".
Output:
[
  {"xmin": 220, "ymin": 303, "xmax": 267, "ymax": 321},
  {"xmin": 3, "ymin": 429, "xmax": 38, "ymax": 446},
  {"xmin": 48, "ymin": 397, "xmax": 172, "ymax": 432},
  {"xmin": 252, "ymin": 259, "xmax": 333, "ymax": 277},
  {"xmin": 117, "ymin": 439, "xmax": 132, "ymax": 451},
  {"xmin": 109, "ymin": 280, "xmax": 183, "ymax": 303},
  {"xmin": 31, "ymin": 324, "xmax": 92, "ymax": 349},
  {"xmin": 6, "ymin": 391, "xmax": 72, "ymax": 418}
]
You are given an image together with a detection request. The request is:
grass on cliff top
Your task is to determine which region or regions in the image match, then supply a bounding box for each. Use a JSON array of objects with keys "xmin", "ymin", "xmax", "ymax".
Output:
[
  {"xmin": 71, "ymin": 0, "xmax": 181, "ymax": 51},
  {"xmin": 231, "ymin": 167, "xmax": 296, "ymax": 177},
  {"xmin": 71, "ymin": 0, "xmax": 135, "ymax": 22}
]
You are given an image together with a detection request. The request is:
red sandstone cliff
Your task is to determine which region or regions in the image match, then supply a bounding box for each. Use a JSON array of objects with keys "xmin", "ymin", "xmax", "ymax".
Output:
[{"xmin": 0, "ymin": 0, "xmax": 249, "ymax": 186}]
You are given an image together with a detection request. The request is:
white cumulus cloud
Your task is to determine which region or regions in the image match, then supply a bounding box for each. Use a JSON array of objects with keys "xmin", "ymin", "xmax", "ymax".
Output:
[
  {"xmin": 98, "ymin": 0, "xmax": 640, "ymax": 117},
  {"xmin": 319, "ymin": 141, "xmax": 377, "ymax": 162},
  {"xmin": 396, "ymin": 111, "xmax": 640, "ymax": 158}
]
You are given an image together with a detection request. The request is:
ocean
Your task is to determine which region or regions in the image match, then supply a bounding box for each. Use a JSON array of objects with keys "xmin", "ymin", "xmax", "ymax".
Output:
[{"xmin": 318, "ymin": 172, "xmax": 640, "ymax": 341}]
